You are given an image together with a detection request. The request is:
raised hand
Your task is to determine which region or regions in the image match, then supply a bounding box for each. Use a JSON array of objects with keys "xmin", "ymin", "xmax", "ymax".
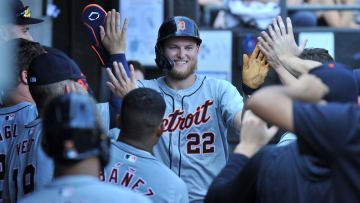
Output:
[
  {"xmin": 242, "ymin": 43, "xmax": 270, "ymax": 89},
  {"xmin": 106, "ymin": 62, "xmax": 138, "ymax": 98},
  {"xmin": 100, "ymin": 9, "xmax": 128, "ymax": 54},
  {"xmin": 234, "ymin": 110, "xmax": 278, "ymax": 157},
  {"xmin": 258, "ymin": 16, "xmax": 307, "ymax": 59}
]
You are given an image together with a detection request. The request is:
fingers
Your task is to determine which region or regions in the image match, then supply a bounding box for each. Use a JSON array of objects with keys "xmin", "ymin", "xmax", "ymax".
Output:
[
  {"xmin": 105, "ymin": 11, "xmax": 111, "ymax": 34},
  {"xmin": 272, "ymin": 18, "xmax": 281, "ymax": 38},
  {"xmin": 110, "ymin": 9, "xmax": 116, "ymax": 34},
  {"xmin": 115, "ymin": 11, "xmax": 120, "ymax": 33},
  {"xmin": 277, "ymin": 16, "xmax": 286, "ymax": 36},
  {"xmin": 106, "ymin": 67, "xmax": 121, "ymax": 91},
  {"xmin": 299, "ymin": 39, "xmax": 307, "ymax": 51},
  {"xmin": 106, "ymin": 81, "xmax": 116, "ymax": 93},
  {"xmin": 251, "ymin": 44, "xmax": 260, "ymax": 59},
  {"xmin": 286, "ymin": 17, "xmax": 294, "ymax": 37},
  {"xmin": 99, "ymin": 26, "xmax": 105, "ymax": 41},
  {"xmin": 268, "ymin": 25, "xmax": 277, "ymax": 41},
  {"xmin": 121, "ymin": 18, "xmax": 128, "ymax": 42},
  {"xmin": 258, "ymin": 50, "xmax": 264, "ymax": 61},
  {"xmin": 243, "ymin": 54, "xmax": 249, "ymax": 69},
  {"xmin": 117, "ymin": 62, "xmax": 129, "ymax": 83},
  {"xmin": 129, "ymin": 64, "xmax": 136, "ymax": 82}
]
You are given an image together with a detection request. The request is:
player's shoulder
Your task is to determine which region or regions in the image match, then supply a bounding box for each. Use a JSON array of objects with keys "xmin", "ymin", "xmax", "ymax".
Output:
[
  {"xmin": 137, "ymin": 78, "xmax": 163, "ymax": 89},
  {"xmin": 0, "ymin": 102, "xmax": 36, "ymax": 115},
  {"xmin": 200, "ymin": 75, "xmax": 233, "ymax": 86}
]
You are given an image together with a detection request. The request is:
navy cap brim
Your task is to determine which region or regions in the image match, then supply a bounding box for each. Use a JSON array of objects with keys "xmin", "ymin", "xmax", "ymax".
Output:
[{"xmin": 16, "ymin": 17, "xmax": 43, "ymax": 25}]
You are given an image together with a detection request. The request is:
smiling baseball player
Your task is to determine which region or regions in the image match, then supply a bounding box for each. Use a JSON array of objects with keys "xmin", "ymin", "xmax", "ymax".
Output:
[{"xmin": 106, "ymin": 16, "xmax": 244, "ymax": 202}]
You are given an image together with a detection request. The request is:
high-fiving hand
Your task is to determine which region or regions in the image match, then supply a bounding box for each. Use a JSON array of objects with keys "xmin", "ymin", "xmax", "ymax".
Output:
[
  {"xmin": 106, "ymin": 62, "xmax": 138, "ymax": 98},
  {"xmin": 100, "ymin": 9, "xmax": 128, "ymax": 54},
  {"xmin": 258, "ymin": 16, "xmax": 307, "ymax": 60},
  {"xmin": 242, "ymin": 43, "xmax": 270, "ymax": 89}
]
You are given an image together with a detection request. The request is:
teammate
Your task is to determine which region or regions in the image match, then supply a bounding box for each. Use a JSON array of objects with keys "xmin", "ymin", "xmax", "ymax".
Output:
[
  {"xmin": 0, "ymin": 0, "xmax": 43, "ymax": 43},
  {"xmin": 105, "ymin": 16, "xmax": 244, "ymax": 202},
  {"xmin": 0, "ymin": 38, "xmax": 43, "ymax": 203},
  {"xmin": 206, "ymin": 62, "xmax": 358, "ymax": 202},
  {"xmin": 103, "ymin": 88, "xmax": 189, "ymax": 203},
  {"xmin": 2, "ymin": 50, "xmax": 90, "ymax": 202},
  {"xmin": 18, "ymin": 93, "xmax": 151, "ymax": 203},
  {"xmin": 248, "ymin": 65, "xmax": 360, "ymax": 202}
]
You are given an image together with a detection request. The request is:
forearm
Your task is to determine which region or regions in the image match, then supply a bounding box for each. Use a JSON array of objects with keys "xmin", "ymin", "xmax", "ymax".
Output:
[
  {"xmin": 273, "ymin": 65, "xmax": 298, "ymax": 85},
  {"xmin": 247, "ymin": 86, "xmax": 294, "ymax": 132},
  {"xmin": 279, "ymin": 56, "xmax": 322, "ymax": 77}
]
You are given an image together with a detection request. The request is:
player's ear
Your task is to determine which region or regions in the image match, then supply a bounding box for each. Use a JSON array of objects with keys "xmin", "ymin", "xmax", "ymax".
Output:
[
  {"xmin": 156, "ymin": 122, "xmax": 164, "ymax": 138},
  {"xmin": 20, "ymin": 70, "xmax": 28, "ymax": 85}
]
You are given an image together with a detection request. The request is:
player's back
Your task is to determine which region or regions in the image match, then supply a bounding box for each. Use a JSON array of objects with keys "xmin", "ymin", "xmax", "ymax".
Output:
[
  {"xmin": 103, "ymin": 141, "xmax": 189, "ymax": 203},
  {"xmin": 4, "ymin": 118, "xmax": 54, "ymax": 202},
  {"xmin": 18, "ymin": 175, "xmax": 152, "ymax": 203},
  {"xmin": 0, "ymin": 102, "xmax": 37, "ymax": 203}
]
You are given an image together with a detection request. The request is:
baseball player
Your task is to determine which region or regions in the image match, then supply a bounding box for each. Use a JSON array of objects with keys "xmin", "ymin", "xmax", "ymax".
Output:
[
  {"xmin": 106, "ymin": 16, "xmax": 244, "ymax": 202},
  {"xmin": 0, "ymin": 38, "xmax": 43, "ymax": 203},
  {"xmin": 2, "ymin": 50, "xmax": 91, "ymax": 202},
  {"xmin": 103, "ymin": 88, "xmax": 189, "ymax": 203},
  {"xmin": 18, "ymin": 93, "xmax": 151, "ymax": 203}
]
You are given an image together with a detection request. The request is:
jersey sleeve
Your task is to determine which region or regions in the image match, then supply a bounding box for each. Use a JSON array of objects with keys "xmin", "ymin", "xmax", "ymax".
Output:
[
  {"xmin": 218, "ymin": 81, "xmax": 243, "ymax": 129},
  {"xmin": 293, "ymin": 101, "xmax": 359, "ymax": 161}
]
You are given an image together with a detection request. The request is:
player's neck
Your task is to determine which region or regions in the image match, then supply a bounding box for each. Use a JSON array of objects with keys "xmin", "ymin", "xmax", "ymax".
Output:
[
  {"xmin": 118, "ymin": 136, "xmax": 154, "ymax": 154},
  {"xmin": 1, "ymin": 85, "xmax": 35, "ymax": 107},
  {"xmin": 54, "ymin": 157, "xmax": 101, "ymax": 178},
  {"xmin": 165, "ymin": 74, "xmax": 196, "ymax": 90}
]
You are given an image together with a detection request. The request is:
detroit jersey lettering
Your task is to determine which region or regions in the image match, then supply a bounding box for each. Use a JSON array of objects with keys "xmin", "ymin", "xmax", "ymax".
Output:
[
  {"xmin": 3, "ymin": 119, "xmax": 54, "ymax": 202},
  {"xmin": 102, "ymin": 141, "xmax": 189, "ymax": 203},
  {"xmin": 0, "ymin": 102, "xmax": 37, "ymax": 203},
  {"xmin": 138, "ymin": 75, "xmax": 243, "ymax": 202}
]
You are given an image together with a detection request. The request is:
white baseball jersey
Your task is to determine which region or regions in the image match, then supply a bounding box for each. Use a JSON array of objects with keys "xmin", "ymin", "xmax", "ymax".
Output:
[
  {"xmin": 18, "ymin": 175, "xmax": 152, "ymax": 203},
  {"xmin": 103, "ymin": 141, "xmax": 189, "ymax": 203},
  {"xmin": 3, "ymin": 118, "xmax": 54, "ymax": 202},
  {"xmin": 0, "ymin": 102, "xmax": 37, "ymax": 203},
  {"xmin": 138, "ymin": 75, "xmax": 243, "ymax": 202},
  {"xmin": 3, "ymin": 102, "xmax": 112, "ymax": 202}
]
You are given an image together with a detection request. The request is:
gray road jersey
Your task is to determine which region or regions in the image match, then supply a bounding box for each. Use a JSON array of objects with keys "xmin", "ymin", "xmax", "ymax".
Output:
[
  {"xmin": 137, "ymin": 75, "xmax": 243, "ymax": 202},
  {"xmin": 103, "ymin": 141, "xmax": 189, "ymax": 203},
  {"xmin": 3, "ymin": 119, "xmax": 54, "ymax": 202},
  {"xmin": 0, "ymin": 102, "xmax": 37, "ymax": 203},
  {"xmin": 18, "ymin": 175, "xmax": 152, "ymax": 203}
]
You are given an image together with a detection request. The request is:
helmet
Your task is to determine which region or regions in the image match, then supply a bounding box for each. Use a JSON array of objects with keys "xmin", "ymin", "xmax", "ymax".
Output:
[
  {"xmin": 155, "ymin": 16, "xmax": 202, "ymax": 73},
  {"xmin": 42, "ymin": 93, "xmax": 109, "ymax": 167}
]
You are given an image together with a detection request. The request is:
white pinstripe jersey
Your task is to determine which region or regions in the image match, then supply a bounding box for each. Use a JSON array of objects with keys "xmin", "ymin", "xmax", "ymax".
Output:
[{"xmin": 138, "ymin": 75, "xmax": 243, "ymax": 202}]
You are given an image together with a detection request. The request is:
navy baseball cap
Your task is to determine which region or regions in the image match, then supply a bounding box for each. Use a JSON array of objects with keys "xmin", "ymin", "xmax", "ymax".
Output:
[
  {"xmin": 28, "ymin": 51, "xmax": 86, "ymax": 86},
  {"xmin": 14, "ymin": 0, "xmax": 43, "ymax": 25},
  {"xmin": 309, "ymin": 62, "xmax": 358, "ymax": 103}
]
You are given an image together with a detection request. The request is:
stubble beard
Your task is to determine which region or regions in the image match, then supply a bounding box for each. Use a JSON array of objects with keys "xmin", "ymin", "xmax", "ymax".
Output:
[{"xmin": 168, "ymin": 58, "xmax": 198, "ymax": 80}]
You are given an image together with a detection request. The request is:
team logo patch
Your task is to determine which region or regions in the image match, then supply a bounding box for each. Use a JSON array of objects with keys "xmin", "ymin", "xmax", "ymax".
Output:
[
  {"xmin": 5, "ymin": 114, "xmax": 15, "ymax": 121},
  {"xmin": 88, "ymin": 11, "xmax": 100, "ymax": 21},
  {"xmin": 124, "ymin": 154, "xmax": 137, "ymax": 163},
  {"xmin": 177, "ymin": 21, "xmax": 186, "ymax": 31}
]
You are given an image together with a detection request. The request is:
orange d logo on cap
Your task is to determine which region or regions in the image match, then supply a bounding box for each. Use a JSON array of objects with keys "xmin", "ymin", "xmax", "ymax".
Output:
[{"xmin": 177, "ymin": 21, "xmax": 186, "ymax": 31}]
